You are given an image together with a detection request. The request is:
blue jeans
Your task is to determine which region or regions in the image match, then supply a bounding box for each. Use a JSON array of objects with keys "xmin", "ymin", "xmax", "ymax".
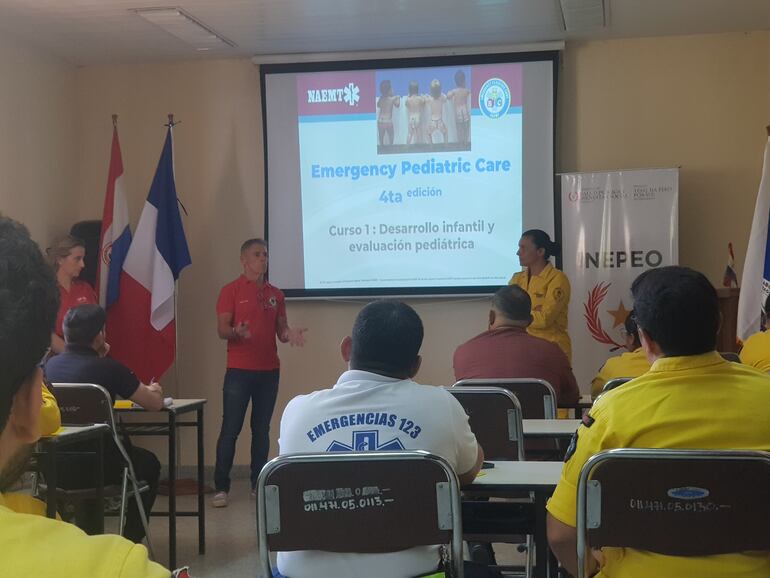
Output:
[{"xmin": 214, "ymin": 368, "xmax": 280, "ymax": 492}]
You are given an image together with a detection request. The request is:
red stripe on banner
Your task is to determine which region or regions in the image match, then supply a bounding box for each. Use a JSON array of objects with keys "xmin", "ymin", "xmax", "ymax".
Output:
[{"xmin": 107, "ymin": 273, "xmax": 175, "ymax": 383}]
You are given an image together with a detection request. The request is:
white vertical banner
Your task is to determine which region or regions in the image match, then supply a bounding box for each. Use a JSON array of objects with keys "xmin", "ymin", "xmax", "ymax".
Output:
[{"xmin": 561, "ymin": 168, "xmax": 679, "ymax": 390}]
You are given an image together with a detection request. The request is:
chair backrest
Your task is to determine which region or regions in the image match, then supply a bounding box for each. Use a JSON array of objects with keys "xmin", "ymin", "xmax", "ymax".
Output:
[
  {"xmin": 454, "ymin": 378, "xmax": 557, "ymax": 419},
  {"xmin": 447, "ymin": 386, "xmax": 524, "ymax": 461},
  {"xmin": 576, "ymin": 448, "xmax": 770, "ymax": 578},
  {"xmin": 719, "ymin": 351, "xmax": 741, "ymax": 363},
  {"xmin": 601, "ymin": 377, "xmax": 632, "ymax": 393},
  {"xmin": 51, "ymin": 383, "xmax": 117, "ymax": 429},
  {"xmin": 257, "ymin": 450, "xmax": 463, "ymax": 578}
]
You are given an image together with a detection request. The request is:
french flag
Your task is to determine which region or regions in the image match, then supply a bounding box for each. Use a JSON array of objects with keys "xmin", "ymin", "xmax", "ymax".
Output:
[
  {"xmin": 96, "ymin": 118, "xmax": 132, "ymax": 309},
  {"xmin": 107, "ymin": 121, "xmax": 191, "ymax": 382}
]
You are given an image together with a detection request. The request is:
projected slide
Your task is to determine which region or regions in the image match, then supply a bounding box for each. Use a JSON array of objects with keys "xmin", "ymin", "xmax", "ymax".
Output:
[{"xmin": 296, "ymin": 64, "xmax": 523, "ymax": 289}]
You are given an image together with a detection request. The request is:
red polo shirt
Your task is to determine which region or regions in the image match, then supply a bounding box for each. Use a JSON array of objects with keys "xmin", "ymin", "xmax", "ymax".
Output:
[
  {"xmin": 55, "ymin": 280, "xmax": 98, "ymax": 338},
  {"xmin": 453, "ymin": 326, "xmax": 579, "ymax": 405},
  {"xmin": 216, "ymin": 275, "xmax": 286, "ymax": 371}
]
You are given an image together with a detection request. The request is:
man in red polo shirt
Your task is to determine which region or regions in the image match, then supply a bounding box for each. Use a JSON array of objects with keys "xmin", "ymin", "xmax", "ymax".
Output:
[
  {"xmin": 212, "ymin": 238, "xmax": 306, "ymax": 507},
  {"xmin": 453, "ymin": 285, "xmax": 579, "ymax": 405}
]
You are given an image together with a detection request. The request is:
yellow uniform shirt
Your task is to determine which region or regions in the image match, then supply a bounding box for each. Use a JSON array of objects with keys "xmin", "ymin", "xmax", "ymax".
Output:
[
  {"xmin": 590, "ymin": 348, "xmax": 651, "ymax": 398},
  {"xmin": 510, "ymin": 263, "xmax": 571, "ymax": 361},
  {"xmin": 0, "ymin": 491, "xmax": 169, "ymax": 578},
  {"xmin": 741, "ymin": 330, "xmax": 770, "ymax": 372},
  {"xmin": 547, "ymin": 352, "xmax": 770, "ymax": 578},
  {"xmin": 40, "ymin": 382, "xmax": 62, "ymax": 437}
]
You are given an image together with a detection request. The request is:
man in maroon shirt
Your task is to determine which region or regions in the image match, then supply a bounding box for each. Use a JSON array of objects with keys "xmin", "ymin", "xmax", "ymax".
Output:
[
  {"xmin": 453, "ymin": 285, "xmax": 579, "ymax": 405},
  {"xmin": 212, "ymin": 239, "xmax": 306, "ymax": 508}
]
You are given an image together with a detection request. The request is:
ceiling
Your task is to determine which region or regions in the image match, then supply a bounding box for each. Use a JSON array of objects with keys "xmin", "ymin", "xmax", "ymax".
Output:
[{"xmin": 0, "ymin": 0, "xmax": 768, "ymax": 66}]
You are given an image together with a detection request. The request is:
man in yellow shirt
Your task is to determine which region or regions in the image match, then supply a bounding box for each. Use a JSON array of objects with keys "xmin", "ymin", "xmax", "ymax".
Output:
[
  {"xmin": 0, "ymin": 216, "xmax": 169, "ymax": 578},
  {"xmin": 590, "ymin": 311, "xmax": 651, "ymax": 397},
  {"xmin": 740, "ymin": 295, "xmax": 770, "ymax": 372},
  {"xmin": 547, "ymin": 266, "xmax": 770, "ymax": 578}
]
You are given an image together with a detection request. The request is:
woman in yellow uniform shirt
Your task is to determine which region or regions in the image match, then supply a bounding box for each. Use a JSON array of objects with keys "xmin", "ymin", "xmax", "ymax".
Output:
[{"xmin": 509, "ymin": 229, "xmax": 572, "ymax": 361}]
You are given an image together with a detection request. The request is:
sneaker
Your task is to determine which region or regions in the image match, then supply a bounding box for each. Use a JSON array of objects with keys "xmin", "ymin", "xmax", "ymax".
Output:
[
  {"xmin": 251, "ymin": 486, "xmax": 257, "ymax": 498},
  {"xmin": 211, "ymin": 491, "xmax": 228, "ymax": 508}
]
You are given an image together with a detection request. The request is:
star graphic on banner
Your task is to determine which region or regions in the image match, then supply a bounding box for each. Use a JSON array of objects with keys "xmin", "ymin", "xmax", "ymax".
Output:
[{"xmin": 607, "ymin": 300, "xmax": 631, "ymax": 328}]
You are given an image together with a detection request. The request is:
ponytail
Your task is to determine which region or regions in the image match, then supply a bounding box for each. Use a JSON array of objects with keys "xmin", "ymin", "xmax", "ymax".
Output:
[{"xmin": 522, "ymin": 229, "xmax": 560, "ymax": 260}]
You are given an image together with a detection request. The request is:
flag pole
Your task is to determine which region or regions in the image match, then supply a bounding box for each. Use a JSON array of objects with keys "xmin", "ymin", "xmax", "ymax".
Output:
[
  {"xmin": 161, "ymin": 114, "xmax": 208, "ymax": 497},
  {"xmin": 168, "ymin": 114, "xmax": 183, "ymax": 484}
]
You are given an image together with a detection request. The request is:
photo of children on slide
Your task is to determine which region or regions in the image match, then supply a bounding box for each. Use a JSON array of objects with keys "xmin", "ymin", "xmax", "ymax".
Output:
[{"xmin": 376, "ymin": 66, "xmax": 471, "ymax": 154}]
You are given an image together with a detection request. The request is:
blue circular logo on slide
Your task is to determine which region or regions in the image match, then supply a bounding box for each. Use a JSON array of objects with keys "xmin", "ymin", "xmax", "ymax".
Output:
[{"xmin": 479, "ymin": 78, "xmax": 511, "ymax": 119}]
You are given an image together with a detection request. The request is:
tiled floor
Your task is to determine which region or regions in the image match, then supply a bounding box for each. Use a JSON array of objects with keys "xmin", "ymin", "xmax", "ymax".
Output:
[{"xmin": 138, "ymin": 479, "xmax": 260, "ymax": 577}]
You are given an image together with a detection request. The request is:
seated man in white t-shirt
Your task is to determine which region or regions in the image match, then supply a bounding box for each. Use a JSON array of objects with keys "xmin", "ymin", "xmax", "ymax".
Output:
[{"xmin": 278, "ymin": 300, "xmax": 487, "ymax": 578}]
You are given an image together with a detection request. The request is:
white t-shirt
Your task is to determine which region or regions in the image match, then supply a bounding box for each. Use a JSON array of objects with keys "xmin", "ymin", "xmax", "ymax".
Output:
[{"xmin": 277, "ymin": 370, "xmax": 479, "ymax": 578}]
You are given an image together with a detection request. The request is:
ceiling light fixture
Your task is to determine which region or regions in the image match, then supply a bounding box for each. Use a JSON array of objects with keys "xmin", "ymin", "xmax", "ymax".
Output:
[
  {"xmin": 559, "ymin": 0, "xmax": 606, "ymax": 31},
  {"xmin": 131, "ymin": 7, "xmax": 236, "ymax": 50}
]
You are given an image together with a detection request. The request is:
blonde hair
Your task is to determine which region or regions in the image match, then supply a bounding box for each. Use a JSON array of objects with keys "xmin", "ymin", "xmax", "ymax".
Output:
[{"xmin": 46, "ymin": 234, "xmax": 85, "ymax": 270}]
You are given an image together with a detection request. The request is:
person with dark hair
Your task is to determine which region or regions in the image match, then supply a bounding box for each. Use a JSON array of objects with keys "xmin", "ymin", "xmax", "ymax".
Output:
[
  {"xmin": 0, "ymin": 216, "xmax": 168, "ymax": 577},
  {"xmin": 212, "ymin": 238, "xmax": 306, "ymax": 508},
  {"xmin": 509, "ymin": 229, "xmax": 572, "ymax": 361},
  {"xmin": 740, "ymin": 293, "xmax": 770, "ymax": 372},
  {"xmin": 44, "ymin": 303, "xmax": 163, "ymax": 544},
  {"xmin": 46, "ymin": 234, "xmax": 97, "ymax": 354},
  {"xmin": 547, "ymin": 266, "xmax": 770, "ymax": 578},
  {"xmin": 278, "ymin": 300, "xmax": 487, "ymax": 578},
  {"xmin": 589, "ymin": 310, "xmax": 651, "ymax": 397},
  {"xmin": 454, "ymin": 285, "xmax": 579, "ymax": 404}
]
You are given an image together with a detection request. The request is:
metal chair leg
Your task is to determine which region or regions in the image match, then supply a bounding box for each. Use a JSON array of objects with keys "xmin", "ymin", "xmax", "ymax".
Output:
[
  {"xmin": 118, "ymin": 467, "xmax": 129, "ymax": 535},
  {"xmin": 525, "ymin": 534, "xmax": 534, "ymax": 578},
  {"xmin": 128, "ymin": 471, "xmax": 154, "ymax": 559}
]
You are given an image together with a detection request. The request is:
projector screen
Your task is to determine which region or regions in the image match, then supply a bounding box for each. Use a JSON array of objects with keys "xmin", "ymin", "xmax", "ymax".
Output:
[{"xmin": 262, "ymin": 51, "xmax": 558, "ymax": 298}]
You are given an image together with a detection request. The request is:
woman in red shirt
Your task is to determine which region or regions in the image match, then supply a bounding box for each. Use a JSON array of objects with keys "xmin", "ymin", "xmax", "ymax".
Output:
[{"xmin": 47, "ymin": 235, "xmax": 97, "ymax": 353}]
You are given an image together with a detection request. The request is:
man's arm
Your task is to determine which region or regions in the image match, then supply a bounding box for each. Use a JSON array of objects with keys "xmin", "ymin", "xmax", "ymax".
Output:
[
  {"xmin": 547, "ymin": 514, "xmax": 579, "ymax": 576},
  {"xmin": 276, "ymin": 315, "xmax": 307, "ymax": 346},
  {"xmin": 457, "ymin": 444, "xmax": 484, "ymax": 486},
  {"xmin": 130, "ymin": 382, "xmax": 164, "ymax": 411},
  {"xmin": 218, "ymin": 312, "xmax": 250, "ymax": 340}
]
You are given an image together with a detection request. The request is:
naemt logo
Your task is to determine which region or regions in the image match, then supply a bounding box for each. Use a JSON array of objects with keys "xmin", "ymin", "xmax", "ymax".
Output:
[
  {"xmin": 327, "ymin": 430, "xmax": 405, "ymax": 452},
  {"xmin": 306, "ymin": 83, "xmax": 360, "ymax": 106},
  {"xmin": 479, "ymin": 78, "xmax": 510, "ymax": 119}
]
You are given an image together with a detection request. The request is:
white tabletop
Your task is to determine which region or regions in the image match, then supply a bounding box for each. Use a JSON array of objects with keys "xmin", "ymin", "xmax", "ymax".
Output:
[
  {"xmin": 470, "ymin": 460, "xmax": 563, "ymax": 490},
  {"xmin": 523, "ymin": 419, "xmax": 580, "ymax": 438}
]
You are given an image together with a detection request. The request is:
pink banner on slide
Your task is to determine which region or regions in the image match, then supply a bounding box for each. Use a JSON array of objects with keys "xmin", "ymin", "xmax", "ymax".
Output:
[
  {"xmin": 471, "ymin": 64, "xmax": 523, "ymax": 109},
  {"xmin": 297, "ymin": 70, "xmax": 376, "ymax": 116}
]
